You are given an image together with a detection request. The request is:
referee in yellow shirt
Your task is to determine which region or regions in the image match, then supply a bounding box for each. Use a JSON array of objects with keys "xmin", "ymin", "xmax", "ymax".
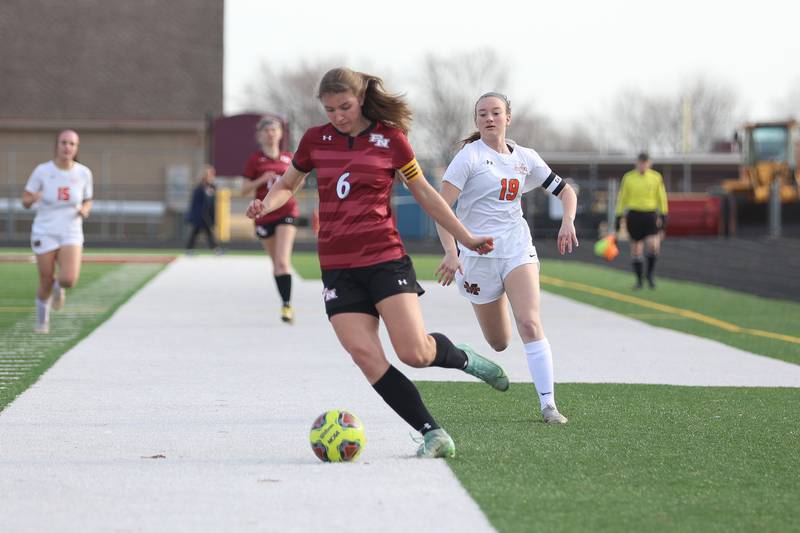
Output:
[{"xmin": 615, "ymin": 152, "xmax": 668, "ymax": 289}]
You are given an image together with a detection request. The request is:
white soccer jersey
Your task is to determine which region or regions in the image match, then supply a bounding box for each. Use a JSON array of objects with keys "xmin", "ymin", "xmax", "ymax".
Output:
[
  {"xmin": 442, "ymin": 139, "xmax": 564, "ymax": 257},
  {"xmin": 25, "ymin": 160, "xmax": 93, "ymax": 236}
]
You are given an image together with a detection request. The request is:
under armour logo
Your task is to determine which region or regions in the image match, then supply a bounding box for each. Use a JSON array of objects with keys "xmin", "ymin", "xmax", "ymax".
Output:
[
  {"xmin": 322, "ymin": 288, "xmax": 338, "ymax": 301},
  {"xmin": 322, "ymin": 135, "xmax": 332, "ymax": 141},
  {"xmin": 463, "ymin": 281, "xmax": 481, "ymax": 295},
  {"xmin": 397, "ymin": 279, "xmax": 408, "ymax": 286},
  {"xmin": 369, "ymin": 133, "xmax": 390, "ymax": 148}
]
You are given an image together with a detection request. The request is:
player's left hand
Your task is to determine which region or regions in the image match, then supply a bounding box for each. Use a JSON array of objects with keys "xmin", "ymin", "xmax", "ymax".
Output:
[
  {"xmin": 558, "ymin": 221, "xmax": 578, "ymax": 255},
  {"xmin": 246, "ymin": 199, "xmax": 264, "ymax": 219},
  {"xmin": 77, "ymin": 206, "xmax": 90, "ymax": 219},
  {"xmin": 434, "ymin": 252, "xmax": 463, "ymax": 286}
]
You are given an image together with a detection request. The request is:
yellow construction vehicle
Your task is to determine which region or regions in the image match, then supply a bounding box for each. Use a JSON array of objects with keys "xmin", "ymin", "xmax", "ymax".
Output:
[{"xmin": 723, "ymin": 120, "xmax": 800, "ymax": 202}]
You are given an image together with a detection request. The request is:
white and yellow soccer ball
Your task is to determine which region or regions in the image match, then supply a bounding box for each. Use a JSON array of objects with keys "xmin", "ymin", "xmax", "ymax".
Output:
[{"xmin": 309, "ymin": 410, "xmax": 365, "ymax": 462}]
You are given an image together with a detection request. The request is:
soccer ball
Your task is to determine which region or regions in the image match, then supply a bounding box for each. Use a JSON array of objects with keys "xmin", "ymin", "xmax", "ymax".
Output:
[{"xmin": 309, "ymin": 410, "xmax": 365, "ymax": 463}]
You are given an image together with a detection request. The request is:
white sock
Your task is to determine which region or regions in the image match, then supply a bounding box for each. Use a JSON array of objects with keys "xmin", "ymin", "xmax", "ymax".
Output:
[
  {"xmin": 524, "ymin": 338, "xmax": 556, "ymax": 411},
  {"xmin": 36, "ymin": 297, "xmax": 50, "ymax": 326},
  {"xmin": 53, "ymin": 279, "xmax": 61, "ymax": 293}
]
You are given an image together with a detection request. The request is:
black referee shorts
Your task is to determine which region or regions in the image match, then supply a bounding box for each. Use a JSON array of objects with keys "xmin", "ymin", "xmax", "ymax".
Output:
[
  {"xmin": 626, "ymin": 210, "xmax": 658, "ymax": 241},
  {"xmin": 321, "ymin": 255, "xmax": 425, "ymax": 318}
]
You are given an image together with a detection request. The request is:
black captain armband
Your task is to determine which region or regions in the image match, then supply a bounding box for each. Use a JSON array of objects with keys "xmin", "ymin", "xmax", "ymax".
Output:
[{"xmin": 541, "ymin": 172, "xmax": 566, "ymax": 196}]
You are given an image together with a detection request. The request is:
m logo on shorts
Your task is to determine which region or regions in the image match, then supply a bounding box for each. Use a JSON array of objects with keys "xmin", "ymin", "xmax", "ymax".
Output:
[
  {"xmin": 323, "ymin": 288, "xmax": 338, "ymax": 302},
  {"xmin": 463, "ymin": 282, "xmax": 481, "ymax": 295}
]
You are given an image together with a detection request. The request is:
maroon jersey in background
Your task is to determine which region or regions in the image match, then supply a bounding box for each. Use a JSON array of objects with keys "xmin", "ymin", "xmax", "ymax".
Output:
[
  {"xmin": 242, "ymin": 150, "xmax": 299, "ymax": 225},
  {"xmin": 293, "ymin": 121, "xmax": 414, "ymax": 270}
]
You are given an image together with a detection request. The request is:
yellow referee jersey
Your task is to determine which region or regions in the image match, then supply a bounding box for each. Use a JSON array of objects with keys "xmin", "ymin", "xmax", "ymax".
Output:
[{"xmin": 615, "ymin": 169, "xmax": 668, "ymax": 215}]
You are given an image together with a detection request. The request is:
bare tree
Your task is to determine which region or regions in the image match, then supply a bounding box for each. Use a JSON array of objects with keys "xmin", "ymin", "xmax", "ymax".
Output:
[
  {"xmin": 681, "ymin": 78, "xmax": 739, "ymax": 152},
  {"xmin": 611, "ymin": 89, "xmax": 676, "ymax": 153},
  {"xmin": 611, "ymin": 77, "xmax": 740, "ymax": 154},
  {"xmin": 413, "ymin": 49, "xmax": 511, "ymax": 166},
  {"xmin": 242, "ymin": 60, "xmax": 336, "ymax": 146},
  {"xmin": 510, "ymin": 108, "xmax": 597, "ymax": 153},
  {"xmin": 773, "ymin": 79, "xmax": 800, "ymax": 118}
]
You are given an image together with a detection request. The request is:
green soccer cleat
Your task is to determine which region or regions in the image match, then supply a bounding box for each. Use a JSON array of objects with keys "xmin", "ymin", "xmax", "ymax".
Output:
[
  {"xmin": 542, "ymin": 405, "xmax": 568, "ymax": 425},
  {"xmin": 457, "ymin": 343, "xmax": 509, "ymax": 391},
  {"xmin": 416, "ymin": 429, "xmax": 456, "ymax": 459}
]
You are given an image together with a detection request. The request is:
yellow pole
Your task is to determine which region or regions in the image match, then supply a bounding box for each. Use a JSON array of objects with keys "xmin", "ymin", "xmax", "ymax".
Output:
[
  {"xmin": 682, "ymin": 96, "xmax": 692, "ymax": 153},
  {"xmin": 215, "ymin": 187, "xmax": 231, "ymax": 242}
]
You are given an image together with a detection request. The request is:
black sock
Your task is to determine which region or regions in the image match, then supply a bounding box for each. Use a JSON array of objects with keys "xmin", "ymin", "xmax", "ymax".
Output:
[
  {"xmin": 372, "ymin": 365, "xmax": 439, "ymax": 435},
  {"xmin": 274, "ymin": 274, "xmax": 292, "ymax": 305},
  {"xmin": 632, "ymin": 257, "xmax": 644, "ymax": 285},
  {"xmin": 646, "ymin": 254, "xmax": 657, "ymax": 281},
  {"xmin": 430, "ymin": 333, "xmax": 468, "ymax": 369}
]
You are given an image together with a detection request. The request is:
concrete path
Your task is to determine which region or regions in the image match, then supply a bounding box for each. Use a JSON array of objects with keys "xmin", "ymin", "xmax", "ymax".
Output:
[
  {"xmin": 1, "ymin": 255, "xmax": 798, "ymax": 532},
  {"xmin": 408, "ymin": 282, "xmax": 800, "ymax": 387},
  {"xmin": 0, "ymin": 257, "xmax": 493, "ymax": 533}
]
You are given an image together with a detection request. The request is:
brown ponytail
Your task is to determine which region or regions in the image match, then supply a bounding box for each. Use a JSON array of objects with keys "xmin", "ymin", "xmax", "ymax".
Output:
[
  {"xmin": 317, "ymin": 67, "xmax": 412, "ymax": 134},
  {"xmin": 460, "ymin": 131, "xmax": 481, "ymax": 147}
]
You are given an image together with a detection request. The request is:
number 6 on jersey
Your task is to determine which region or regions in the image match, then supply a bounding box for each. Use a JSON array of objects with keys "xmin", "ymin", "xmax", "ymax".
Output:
[{"xmin": 336, "ymin": 172, "xmax": 351, "ymax": 199}]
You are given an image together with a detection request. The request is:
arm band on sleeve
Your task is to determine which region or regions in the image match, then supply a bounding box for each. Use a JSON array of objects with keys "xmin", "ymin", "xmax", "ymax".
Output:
[
  {"xmin": 399, "ymin": 159, "xmax": 422, "ymax": 182},
  {"xmin": 541, "ymin": 172, "xmax": 565, "ymax": 195}
]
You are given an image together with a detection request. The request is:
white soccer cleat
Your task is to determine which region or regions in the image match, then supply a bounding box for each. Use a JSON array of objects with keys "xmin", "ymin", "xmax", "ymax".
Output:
[
  {"xmin": 542, "ymin": 405, "xmax": 568, "ymax": 425},
  {"xmin": 34, "ymin": 323, "xmax": 50, "ymax": 334},
  {"xmin": 51, "ymin": 287, "xmax": 66, "ymax": 311}
]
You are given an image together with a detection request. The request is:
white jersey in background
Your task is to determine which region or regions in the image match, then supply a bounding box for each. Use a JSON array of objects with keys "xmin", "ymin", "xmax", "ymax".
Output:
[
  {"xmin": 25, "ymin": 160, "xmax": 93, "ymax": 237},
  {"xmin": 442, "ymin": 139, "xmax": 564, "ymax": 258}
]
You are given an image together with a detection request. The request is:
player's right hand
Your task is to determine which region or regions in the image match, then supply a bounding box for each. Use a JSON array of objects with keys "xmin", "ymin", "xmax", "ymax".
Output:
[
  {"xmin": 465, "ymin": 236, "xmax": 494, "ymax": 255},
  {"xmin": 434, "ymin": 252, "xmax": 462, "ymax": 286},
  {"xmin": 246, "ymin": 199, "xmax": 264, "ymax": 219}
]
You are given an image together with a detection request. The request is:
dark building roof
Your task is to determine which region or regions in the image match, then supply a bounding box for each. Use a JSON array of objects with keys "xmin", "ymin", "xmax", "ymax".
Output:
[{"xmin": 0, "ymin": 0, "xmax": 223, "ymax": 121}]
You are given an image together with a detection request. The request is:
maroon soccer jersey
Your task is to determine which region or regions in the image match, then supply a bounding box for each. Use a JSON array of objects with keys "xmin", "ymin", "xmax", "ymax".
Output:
[
  {"xmin": 242, "ymin": 150, "xmax": 299, "ymax": 225},
  {"xmin": 292, "ymin": 121, "xmax": 414, "ymax": 269}
]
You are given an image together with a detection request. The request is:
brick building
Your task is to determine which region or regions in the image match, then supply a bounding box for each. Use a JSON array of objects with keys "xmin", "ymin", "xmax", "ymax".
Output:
[{"xmin": 0, "ymin": 0, "xmax": 223, "ymax": 241}]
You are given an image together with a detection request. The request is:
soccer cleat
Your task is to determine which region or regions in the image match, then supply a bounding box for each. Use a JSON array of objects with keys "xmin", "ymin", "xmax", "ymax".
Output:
[
  {"xmin": 457, "ymin": 343, "xmax": 509, "ymax": 391},
  {"xmin": 281, "ymin": 304, "xmax": 294, "ymax": 324},
  {"xmin": 51, "ymin": 287, "xmax": 66, "ymax": 311},
  {"xmin": 647, "ymin": 277, "xmax": 656, "ymax": 289},
  {"xmin": 416, "ymin": 429, "xmax": 456, "ymax": 459},
  {"xmin": 33, "ymin": 323, "xmax": 49, "ymax": 334},
  {"xmin": 542, "ymin": 405, "xmax": 568, "ymax": 424}
]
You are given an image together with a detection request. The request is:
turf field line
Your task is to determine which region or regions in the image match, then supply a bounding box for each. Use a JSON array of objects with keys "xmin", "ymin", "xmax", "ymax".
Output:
[
  {"xmin": 0, "ymin": 263, "xmax": 163, "ymax": 407},
  {"xmin": 540, "ymin": 275, "xmax": 800, "ymax": 345}
]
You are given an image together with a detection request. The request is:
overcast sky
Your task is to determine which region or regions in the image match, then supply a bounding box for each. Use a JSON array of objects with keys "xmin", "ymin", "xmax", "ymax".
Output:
[{"xmin": 224, "ymin": 0, "xmax": 800, "ymax": 125}]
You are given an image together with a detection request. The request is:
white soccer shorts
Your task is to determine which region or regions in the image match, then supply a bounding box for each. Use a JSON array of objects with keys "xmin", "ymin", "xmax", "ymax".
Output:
[
  {"xmin": 31, "ymin": 232, "xmax": 84, "ymax": 255},
  {"xmin": 455, "ymin": 244, "xmax": 539, "ymax": 304}
]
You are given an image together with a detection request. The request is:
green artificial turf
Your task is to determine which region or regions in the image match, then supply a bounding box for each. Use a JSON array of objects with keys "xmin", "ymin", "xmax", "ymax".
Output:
[
  {"xmin": 0, "ymin": 261, "xmax": 164, "ymax": 411},
  {"xmin": 418, "ymin": 381, "xmax": 800, "ymax": 533}
]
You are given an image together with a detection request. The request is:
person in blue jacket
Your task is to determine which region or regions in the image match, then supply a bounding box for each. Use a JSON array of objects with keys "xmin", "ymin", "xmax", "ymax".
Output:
[{"xmin": 185, "ymin": 165, "xmax": 220, "ymax": 253}]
